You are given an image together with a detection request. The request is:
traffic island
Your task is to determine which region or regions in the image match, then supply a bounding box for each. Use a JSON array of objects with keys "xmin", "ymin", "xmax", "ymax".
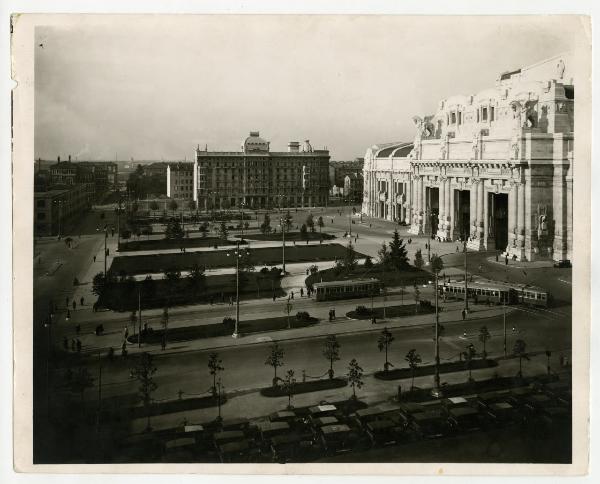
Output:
[
  {"xmin": 374, "ymin": 358, "xmax": 498, "ymax": 381},
  {"xmin": 239, "ymin": 232, "xmax": 336, "ymax": 242},
  {"xmin": 130, "ymin": 394, "xmax": 227, "ymax": 418},
  {"xmin": 306, "ymin": 263, "xmax": 431, "ymax": 289},
  {"xmin": 110, "ymin": 243, "xmax": 365, "ymax": 275},
  {"xmin": 260, "ymin": 378, "xmax": 347, "ymax": 397},
  {"xmin": 118, "ymin": 237, "xmax": 240, "ymax": 252},
  {"xmin": 127, "ymin": 315, "xmax": 319, "ymax": 345},
  {"xmin": 347, "ymin": 303, "xmax": 435, "ymax": 320},
  {"xmin": 97, "ymin": 272, "xmax": 285, "ymax": 311}
]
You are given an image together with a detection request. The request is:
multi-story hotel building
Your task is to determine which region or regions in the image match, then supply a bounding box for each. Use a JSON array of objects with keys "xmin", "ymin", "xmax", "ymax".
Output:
[
  {"xmin": 193, "ymin": 132, "xmax": 330, "ymax": 210},
  {"xmin": 166, "ymin": 162, "xmax": 195, "ymax": 200},
  {"xmin": 362, "ymin": 53, "xmax": 574, "ymax": 262}
]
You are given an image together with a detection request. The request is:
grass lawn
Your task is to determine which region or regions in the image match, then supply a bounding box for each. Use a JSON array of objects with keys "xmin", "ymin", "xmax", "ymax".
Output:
[
  {"xmin": 305, "ymin": 263, "xmax": 431, "ymax": 289},
  {"xmin": 239, "ymin": 231, "xmax": 335, "ymax": 242},
  {"xmin": 110, "ymin": 243, "xmax": 366, "ymax": 276},
  {"xmin": 118, "ymin": 237, "xmax": 237, "ymax": 252},
  {"xmin": 347, "ymin": 303, "xmax": 435, "ymax": 320},
  {"xmin": 374, "ymin": 358, "xmax": 498, "ymax": 381},
  {"xmin": 260, "ymin": 378, "xmax": 347, "ymax": 397},
  {"xmin": 97, "ymin": 272, "xmax": 285, "ymax": 311},
  {"xmin": 128, "ymin": 315, "xmax": 318, "ymax": 345}
]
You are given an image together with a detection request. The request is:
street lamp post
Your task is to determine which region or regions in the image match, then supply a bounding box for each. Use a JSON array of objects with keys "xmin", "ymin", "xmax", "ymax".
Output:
[
  {"xmin": 433, "ymin": 270, "xmax": 441, "ymax": 394},
  {"xmin": 280, "ymin": 217, "xmax": 286, "ymax": 274},
  {"xmin": 227, "ymin": 241, "xmax": 244, "ymax": 338},
  {"xmin": 503, "ymin": 297, "xmax": 507, "ymax": 357}
]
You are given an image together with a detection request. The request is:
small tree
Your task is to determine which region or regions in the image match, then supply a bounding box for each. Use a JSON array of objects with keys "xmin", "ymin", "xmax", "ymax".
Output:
[
  {"xmin": 347, "ymin": 359, "xmax": 364, "ymax": 400},
  {"xmin": 168, "ymin": 199, "xmax": 178, "ymax": 216},
  {"xmin": 513, "ymin": 339, "xmax": 529, "ymax": 378},
  {"xmin": 218, "ymin": 221, "xmax": 229, "ymax": 240},
  {"xmin": 283, "ymin": 210, "xmax": 293, "ymax": 232},
  {"xmin": 188, "ymin": 263, "xmax": 205, "ymax": 294},
  {"xmin": 463, "ymin": 344, "xmax": 477, "ymax": 382},
  {"xmin": 208, "ymin": 352, "xmax": 224, "ymax": 397},
  {"xmin": 260, "ymin": 213, "xmax": 272, "ymax": 234},
  {"xmin": 265, "ymin": 343, "xmax": 284, "ymax": 387},
  {"xmin": 414, "ymin": 249, "xmax": 424, "ymax": 269},
  {"xmin": 479, "ymin": 326, "xmax": 491, "ymax": 359},
  {"xmin": 405, "ymin": 349, "xmax": 422, "ymax": 390},
  {"xmin": 317, "ymin": 216, "xmax": 324, "ymax": 233},
  {"xmin": 149, "ymin": 200, "xmax": 159, "ymax": 218},
  {"xmin": 414, "ymin": 283, "xmax": 421, "ymax": 314},
  {"xmin": 388, "ymin": 230, "xmax": 409, "ymax": 270},
  {"xmin": 283, "ymin": 369, "xmax": 296, "ymax": 410},
  {"xmin": 300, "ymin": 224, "xmax": 308, "ymax": 241},
  {"xmin": 306, "ymin": 214, "xmax": 315, "ymax": 233},
  {"xmin": 131, "ymin": 352, "xmax": 158, "ymax": 432},
  {"xmin": 430, "ymin": 253, "xmax": 444, "ymax": 275},
  {"xmin": 343, "ymin": 241, "xmax": 358, "ymax": 271},
  {"xmin": 165, "ymin": 218, "xmax": 184, "ymax": 240},
  {"xmin": 323, "ymin": 334, "xmax": 341, "ymax": 379},
  {"xmin": 377, "ymin": 327, "xmax": 395, "ymax": 372},
  {"xmin": 377, "ymin": 242, "xmax": 391, "ymax": 268}
]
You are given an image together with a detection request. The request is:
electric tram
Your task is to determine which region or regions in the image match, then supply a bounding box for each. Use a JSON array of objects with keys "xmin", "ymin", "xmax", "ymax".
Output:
[
  {"xmin": 440, "ymin": 279, "xmax": 550, "ymax": 308},
  {"xmin": 314, "ymin": 278, "xmax": 381, "ymax": 302}
]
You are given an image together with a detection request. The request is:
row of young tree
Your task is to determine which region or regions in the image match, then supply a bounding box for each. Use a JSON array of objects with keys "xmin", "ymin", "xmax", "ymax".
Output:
[{"xmin": 68, "ymin": 330, "xmax": 532, "ymax": 434}]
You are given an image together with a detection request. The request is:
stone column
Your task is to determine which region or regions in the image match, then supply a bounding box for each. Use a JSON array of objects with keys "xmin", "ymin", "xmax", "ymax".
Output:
[
  {"xmin": 483, "ymin": 190, "xmax": 489, "ymax": 250},
  {"xmin": 508, "ymin": 183, "xmax": 517, "ymax": 248},
  {"xmin": 517, "ymin": 182, "xmax": 525, "ymax": 246},
  {"xmin": 438, "ymin": 179, "xmax": 446, "ymax": 235},
  {"xmin": 444, "ymin": 179, "xmax": 451, "ymax": 237},
  {"xmin": 469, "ymin": 184, "xmax": 477, "ymax": 234},
  {"xmin": 477, "ymin": 180, "xmax": 485, "ymax": 238},
  {"xmin": 449, "ymin": 183, "xmax": 455, "ymax": 240}
]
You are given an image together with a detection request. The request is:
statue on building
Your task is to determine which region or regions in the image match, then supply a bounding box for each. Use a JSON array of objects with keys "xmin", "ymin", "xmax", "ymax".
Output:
[
  {"xmin": 511, "ymin": 137, "xmax": 520, "ymax": 160},
  {"xmin": 556, "ymin": 59, "xmax": 566, "ymax": 80},
  {"xmin": 471, "ymin": 131, "xmax": 481, "ymax": 160}
]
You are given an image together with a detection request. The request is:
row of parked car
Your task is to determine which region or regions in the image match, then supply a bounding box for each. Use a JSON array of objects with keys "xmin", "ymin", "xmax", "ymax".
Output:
[{"xmin": 123, "ymin": 376, "xmax": 571, "ymax": 463}]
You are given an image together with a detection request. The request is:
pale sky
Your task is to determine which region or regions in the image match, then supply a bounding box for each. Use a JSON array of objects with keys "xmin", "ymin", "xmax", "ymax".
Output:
[{"xmin": 34, "ymin": 15, "xmax": 582, "ymax": 161}]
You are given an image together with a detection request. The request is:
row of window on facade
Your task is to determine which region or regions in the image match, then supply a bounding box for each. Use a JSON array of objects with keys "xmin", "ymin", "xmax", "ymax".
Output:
[{"xmin": 447, "ymin": 106, "xmax": 496, "ymax": 126}]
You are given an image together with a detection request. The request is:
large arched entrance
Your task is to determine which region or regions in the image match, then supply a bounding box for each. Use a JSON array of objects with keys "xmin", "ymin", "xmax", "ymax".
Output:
[
  {"xmin": 455, "ymin": 190, "xmax": 470, "ymax": 239},
  {"xmin": 488, "ymin": 193, "xmax": 508, "ymax": 250}
]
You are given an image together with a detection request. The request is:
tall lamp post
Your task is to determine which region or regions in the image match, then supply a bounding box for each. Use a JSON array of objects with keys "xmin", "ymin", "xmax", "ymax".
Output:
[
  {"xmin": 227, "ymin": 241, "xmax": 248, "ymax": 338},
  {"xmin": 240, "ymin": 201, "xmax": 246, "ymax": 238},
  {"xmin": 431, "ymin": 254, "xmax": 444, "ymax": 397},
  {"xmin": 96, "ymin": 225, "xmax": 109, "ymax": 277},
  {"xmin": 280, "ymin": 216, "xmax": 287, "ymax": 274}
]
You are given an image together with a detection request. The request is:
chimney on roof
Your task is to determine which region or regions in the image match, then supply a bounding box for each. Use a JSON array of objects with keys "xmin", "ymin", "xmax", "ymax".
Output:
[
  {"xmin": 68, "ymin": 155, "xmax": 71, "ymax": 162},
  {"xmin": 57, "ymin": 156, "xmax": 60, "ymax": 163},
  {"xmin": 288, "ymin": 141, "xmax": 300, "ymax": 153}
]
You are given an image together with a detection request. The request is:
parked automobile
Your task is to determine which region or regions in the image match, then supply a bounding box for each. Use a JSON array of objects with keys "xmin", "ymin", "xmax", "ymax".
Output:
[
  {"xmin": 553, "ymin": 260, "xmax": 571, "ymax": 268},
  {"xmin": 447, "ymin": 407, "xmax": 482, "ymax": 432}
]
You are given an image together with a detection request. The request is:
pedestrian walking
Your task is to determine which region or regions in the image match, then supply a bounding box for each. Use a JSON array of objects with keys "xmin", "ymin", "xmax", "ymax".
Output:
[
  {"xmin": 333, "ymin": 308, "xmax": 336, "ymax": 319},
  {"xmin": 80, "ymin": 296, "xmax": 84, "ymax": 306},
  {"xmin": 505, "ymin": 256, "xmax": 509, "ymax": 266},
  {"xmin": 456, "ymin": 246, "xmax": 459, "ymax": 252},
  {"xmin": 72, "ymin": 300, "xmax": 76, "ymax": 310},
  {"xmin": 461, "ymin": 309, "xmax": 466, "ymax": 321},
  {"xmin": 291, "ymin": 291, "xmax": 294, "ymax": 299},
  {"xmin": 306, "ymin": 268, "xmax": 309, "ymax": 275},
  {"xmin": 93, "ymin": 255, "xmax": 96, "ymax": 263},
  {"xmin": 300, "ymin": 288, "xmax": 304, "ymax": 297},
  {"xmin": 273, "ymin": 294, "xmax": 276, "ymax": 302}
]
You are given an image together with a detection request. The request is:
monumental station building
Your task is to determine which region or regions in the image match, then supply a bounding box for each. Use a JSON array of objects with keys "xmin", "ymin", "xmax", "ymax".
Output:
[
  {"xmin": 362, "ymin": 53, "xmax": 574, "ymax": 262},
  {"xmin": 192, "ymin": 132, "xmax": 330, "ymax": 210}
]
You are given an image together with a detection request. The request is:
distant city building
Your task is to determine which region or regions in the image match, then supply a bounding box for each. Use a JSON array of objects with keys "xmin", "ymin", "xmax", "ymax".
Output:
[
  {"xmin": 343, "ymin": 172, "xmax": 364, "ymax": 202},
  {"xmin": 47, "ymin": 156, "xmax": 119, "ymax": 202},
  {"xmin": 362, "ymin": 53, "xmax": 574, "ymax": 262},
  {"xmin": 193, "ymin": 131, "xmax": 330, "ymax": 210},
  {"xmin": 329, "ymin": 159, "xmax": 364, "ymax": 189},
  {"xmin": 167, "ymin": 162, "xmax": 195, "ymax": 200},
  {"xmin": 34, "ymin": 184, "xmax": 89, "ymax": 236}
]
